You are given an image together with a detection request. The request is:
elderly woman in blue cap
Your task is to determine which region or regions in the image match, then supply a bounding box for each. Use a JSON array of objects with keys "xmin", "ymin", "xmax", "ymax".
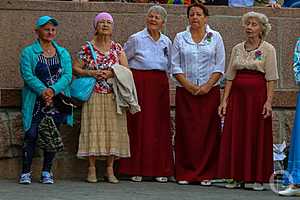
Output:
[{"xmin": 19, "ymin": 16, "xmax": 72, "ymax": 184}]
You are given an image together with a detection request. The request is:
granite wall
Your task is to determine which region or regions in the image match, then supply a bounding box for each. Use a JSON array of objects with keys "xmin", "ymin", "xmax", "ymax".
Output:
[{"xmin": 0, "ymin": 0, "xmax": 300, "ymax": 179}]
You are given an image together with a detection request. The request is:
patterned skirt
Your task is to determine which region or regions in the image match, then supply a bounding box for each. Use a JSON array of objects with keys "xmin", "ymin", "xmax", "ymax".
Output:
[{"xmin": 77, "ymin": 92, "xmax": 130, "ymax": 158}]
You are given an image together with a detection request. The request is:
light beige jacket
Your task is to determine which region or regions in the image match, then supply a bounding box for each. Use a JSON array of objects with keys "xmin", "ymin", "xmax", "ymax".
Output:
[{"xmin": 108, "ymin": 64, "xmax": 141, "ymax": 115}]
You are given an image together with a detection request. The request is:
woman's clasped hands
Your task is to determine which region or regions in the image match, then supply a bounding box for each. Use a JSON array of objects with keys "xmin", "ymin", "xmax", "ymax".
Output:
[
  {"xmin": 187, "ymin": 82, "xmax": 213, "ymax": 96},
  {"xmin": 42, "ymin": 88, "xmax": 54, "ymax": 106},
  {"xmin": 89, "ymin": 69, "xmax": 114, "ymax": 80}
]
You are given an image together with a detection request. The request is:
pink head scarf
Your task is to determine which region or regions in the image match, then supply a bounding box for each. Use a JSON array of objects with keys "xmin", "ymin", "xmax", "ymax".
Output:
[{"xmin": 94, "ymin": 12, "xmax": 114, "ymax": 29}]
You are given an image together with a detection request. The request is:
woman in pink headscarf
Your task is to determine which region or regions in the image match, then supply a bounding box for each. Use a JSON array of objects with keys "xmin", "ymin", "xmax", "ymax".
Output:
[{"xmin": 74, "ymin": 12, "xmax": 130, "ymax": 184}]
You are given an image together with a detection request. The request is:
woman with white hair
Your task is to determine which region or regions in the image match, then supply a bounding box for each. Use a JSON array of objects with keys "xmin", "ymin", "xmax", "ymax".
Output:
[
  {"xmin": 218, "ymin": 11, "xmax": 278, "ymax": 190},
  {"xmin": 119, "ymin": 5, "xmax": 174, "ymax": 183}
]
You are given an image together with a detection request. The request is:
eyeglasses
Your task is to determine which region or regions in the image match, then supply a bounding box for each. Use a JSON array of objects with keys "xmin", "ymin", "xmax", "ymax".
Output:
[{"xmin": 97, "ymin": 20, "xmax": 113, "ymax": 26}]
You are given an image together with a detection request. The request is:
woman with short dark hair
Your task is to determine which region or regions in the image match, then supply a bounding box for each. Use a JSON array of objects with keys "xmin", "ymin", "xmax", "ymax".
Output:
[{"xmin": 171, "ymin": 2, "xmax": 225, "ymax": 185}]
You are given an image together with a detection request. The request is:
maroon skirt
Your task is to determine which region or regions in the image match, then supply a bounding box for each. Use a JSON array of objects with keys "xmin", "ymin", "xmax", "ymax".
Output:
[
  {"xmin": 175, "ymin": 86, "xmax": 221, "ymax": 182},
  {"xmin": 118, "ymin": 69, "xmax": 174, "ymax": 177},
  {"xmin": 217, "ymin": 70, "xmax": 273, "ymax": 182}
]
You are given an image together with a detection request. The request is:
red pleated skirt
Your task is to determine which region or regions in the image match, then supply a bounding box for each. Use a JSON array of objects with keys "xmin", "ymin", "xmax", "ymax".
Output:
[
  {"xmin": 218, "ymin": 70, "xmax": 273, "ymax": 183},
  {"xmin": 175, "ymin": 86, "xmax": 221, "ymax": 182},
  {"xmin": 118, "ymin": 69, "xmax": 174, "ymax": 177}
]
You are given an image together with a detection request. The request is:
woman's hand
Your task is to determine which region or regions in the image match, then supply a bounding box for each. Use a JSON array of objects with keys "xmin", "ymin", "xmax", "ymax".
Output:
[
  {"xmin": 185, "ymin": 83, "xmax": 200, "ymax": 95},
  {"xmin": 89, "ymin": 69, "xmax": 114, "ymax": 80},
  {"xmin": 262, "ymin": 100, "xmax": 272, "ymax": 119},
  {"xmin": 87, "ymin": 70, "xmax": 103, "ymax": 81},
  {"xmin": 195, "ymin": 83, "xmax": 213, "ymax": 95},
  {"xmin": 267, "ymin": 2, "xmax": 281, "ymax": 9},
  {"xmin": 87, "ymin": 70, "xmax": 99, "ymax": 78},
  {"xmin": 218, "ymin": 101, "xmax": 227, "ymax": 118},
  {"xmin": 100, "ymin": 69, "xmax": 114, "ymax": 79},
  {"xmin": 174, "ymin": 74, "xmax": 204, "ymax": 95},
  {"xmin": 42, "ymin": 88, "xmax": 54, "ymax": 106}
]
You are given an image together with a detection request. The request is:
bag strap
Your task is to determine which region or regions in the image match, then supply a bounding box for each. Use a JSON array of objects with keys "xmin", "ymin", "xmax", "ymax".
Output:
[
  {"xmin": 45, "ymin": 57, "xmax": 54, "ymax": 86},
  {"xmin": 87, "ymin": 41, "xmax": 98, "ymax": 69},
  {"xmin": 42, "ymin": 59, "xmax": 57, "ymax": 113}
]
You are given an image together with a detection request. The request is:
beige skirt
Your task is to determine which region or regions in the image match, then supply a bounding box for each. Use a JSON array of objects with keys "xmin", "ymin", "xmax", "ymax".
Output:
[{"xmin": 77, "ymin": 92, "xmax": 130, "ymax": 158}]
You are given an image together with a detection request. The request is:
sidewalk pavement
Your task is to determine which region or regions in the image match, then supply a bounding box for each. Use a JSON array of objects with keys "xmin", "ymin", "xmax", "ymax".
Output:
[{"xmin": 0, "ymin": 179, "xmax": 298, "ymax": 200}]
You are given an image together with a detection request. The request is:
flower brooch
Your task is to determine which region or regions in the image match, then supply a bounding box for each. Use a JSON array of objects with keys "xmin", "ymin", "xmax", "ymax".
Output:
[
  {"xmin": 206, "ymin": 32, "xmax": 213, "ymax": 43},
  {"xmin": 255, "ymin": 50, "xmax": 263, "ymax": 61}
]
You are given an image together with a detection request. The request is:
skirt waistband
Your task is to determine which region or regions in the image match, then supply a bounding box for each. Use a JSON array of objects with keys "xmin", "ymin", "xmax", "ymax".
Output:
[{"xmin": 237, "ymin": 69, "xmax": 264, "ymax": 76}]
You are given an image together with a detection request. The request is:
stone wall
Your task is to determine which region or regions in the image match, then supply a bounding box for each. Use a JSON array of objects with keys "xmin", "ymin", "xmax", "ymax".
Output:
[{"xmin": 0, "ymin": 0, "xmax": 300, "ymax": 179}]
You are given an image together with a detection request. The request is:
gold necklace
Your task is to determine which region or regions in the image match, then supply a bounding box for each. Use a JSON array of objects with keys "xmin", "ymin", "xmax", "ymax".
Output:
[
  {"xmin": 43, "ymin": 46, "xmax": 54, "ymax": 56},
  {"xmin": 45, "ymin": 48, "xmax": 52, "ymax": 54}
]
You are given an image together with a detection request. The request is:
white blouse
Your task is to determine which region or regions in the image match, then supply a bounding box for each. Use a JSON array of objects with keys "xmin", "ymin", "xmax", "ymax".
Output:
[
  {"xmin": 171, "ymin": 25, "xmax": 225, "ymax": 86},
  {"xmin": 124, "ymin": 28, "xmax": 172, "ymax": 72}
]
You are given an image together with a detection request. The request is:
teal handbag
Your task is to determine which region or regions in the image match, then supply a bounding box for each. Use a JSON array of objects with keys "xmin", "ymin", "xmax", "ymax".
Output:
[
  {"xmin": 70, "ymin": 42, "xmax": 97, "ymax": 101},
  {"xmin": 70, "ymin": 77, "xmax": 96, "ymax": 101}
]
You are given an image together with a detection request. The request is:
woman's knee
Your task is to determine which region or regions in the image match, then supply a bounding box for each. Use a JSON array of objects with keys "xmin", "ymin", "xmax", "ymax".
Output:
[{"xmin": 24, "ymin": 126, "xmax": 38, "ymax": 143}]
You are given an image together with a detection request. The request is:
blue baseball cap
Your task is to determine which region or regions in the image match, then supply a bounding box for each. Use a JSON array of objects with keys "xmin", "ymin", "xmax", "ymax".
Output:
[{"xmin": 35, "ymin": 16, "xmax": 58, "ymax": 29}]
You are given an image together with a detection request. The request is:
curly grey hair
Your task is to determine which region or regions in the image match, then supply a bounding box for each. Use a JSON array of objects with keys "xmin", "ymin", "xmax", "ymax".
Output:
[
  {"xmin": 147, "ymin": 5, "xmax": 168, "ymax": 23},
  {"xmin": 242, "ymin": 11, "xmax": 272, "ymax": 39},
  {"xmin": 147, "ymin": 5, "xmax": 168, "ymax": 34}
]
